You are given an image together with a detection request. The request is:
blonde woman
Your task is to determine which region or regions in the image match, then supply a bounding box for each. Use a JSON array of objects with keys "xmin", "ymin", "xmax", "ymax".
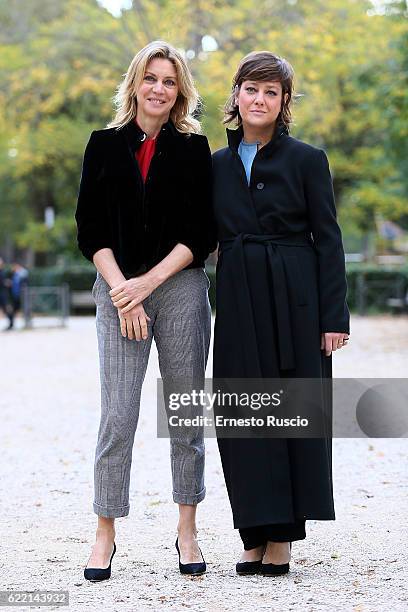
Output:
[{"xmin": 75, "ymin": 41, "xmax": 215, "ymax": 580}]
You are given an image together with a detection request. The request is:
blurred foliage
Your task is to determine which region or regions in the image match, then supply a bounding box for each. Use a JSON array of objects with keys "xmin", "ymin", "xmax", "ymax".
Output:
[{"xmin": 0, "ymin": 0, "xmax": 407, "ymax": 264}]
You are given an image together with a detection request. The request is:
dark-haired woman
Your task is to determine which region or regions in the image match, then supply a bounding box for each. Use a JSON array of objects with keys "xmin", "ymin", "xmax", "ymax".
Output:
[
  {"xmin": 75, "ymin": 41, "xmax": 215, "ymax": 580},
  {"xmin": 212, "ymin": 52, "xmax": 350, "ymax": 575}
]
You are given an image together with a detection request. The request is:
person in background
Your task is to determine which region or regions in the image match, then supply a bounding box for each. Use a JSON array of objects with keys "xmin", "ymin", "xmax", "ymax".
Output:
[
  {"xmin": 0, "ymin": 257, "xmax": 10, "ymax": 330},
  {"xmin": 4, "ymin": 262, "xmax": 28, "ymax": 330}
]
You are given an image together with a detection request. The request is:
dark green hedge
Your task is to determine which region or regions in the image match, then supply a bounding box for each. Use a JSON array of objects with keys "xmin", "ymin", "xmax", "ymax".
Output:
[
  {"xmin": 345, "ymin": 263, "xmax": 408, "ymax": 313},
  {"xmin": 27, "ymin": 263, "xmax": 408, "ymax": 313},
  {"xmin": 28, "ymin": 264, "xmax": 97, "ymax": 291}
]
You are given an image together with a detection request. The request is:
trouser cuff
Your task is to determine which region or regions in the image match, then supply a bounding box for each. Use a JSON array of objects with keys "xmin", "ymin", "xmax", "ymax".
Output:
[
  {"xmin": 173, "ymin": 487, "xmax": 206, "ymax": 505},
  {"xmin": 93, "ymin": 501, "xmax": 130, "ymax": 518},
  {"xmin": 240, "ymin": 519, "xmax": 307, "ymax": 548}
]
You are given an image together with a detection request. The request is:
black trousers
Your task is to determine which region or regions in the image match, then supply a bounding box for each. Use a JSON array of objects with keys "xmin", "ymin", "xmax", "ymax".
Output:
[
  {"xmin": 6, "ymin": 296, "xmax": 20, "ymax": 327},
  {"xmin": 239, "ymin": 519, "xmax": 306, "ymax": 550}
]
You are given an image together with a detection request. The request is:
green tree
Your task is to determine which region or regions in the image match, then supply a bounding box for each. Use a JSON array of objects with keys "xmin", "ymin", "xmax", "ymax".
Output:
[{"xmin": 0, "ymin": 0, "xmax": 407, "ymax": 264}]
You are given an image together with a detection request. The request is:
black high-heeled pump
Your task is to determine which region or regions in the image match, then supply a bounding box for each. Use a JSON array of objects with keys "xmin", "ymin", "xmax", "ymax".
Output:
[
  {"xmin": 175, "ymin": 538, "xmax": 206, "ymax": 576},
  {"xmin": 259, "ymin": 542, "xmax": 292, "ymax": 576},
  {"xmin": 236, "ymin": 545, "xmax": 265, "ymax": 575},
  {"xmin": 84, "ymin": 542, "xmax": 116, "ymax": 582},
  {"xmin": 236, "ymin": 559, "xmax": 263, "ymax": 575}
]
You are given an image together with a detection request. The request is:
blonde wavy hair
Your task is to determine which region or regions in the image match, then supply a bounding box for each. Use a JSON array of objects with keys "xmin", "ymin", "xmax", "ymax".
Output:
[{"xmin": 107, "ymin": 40, "xmax": 201, "ymax": 134}]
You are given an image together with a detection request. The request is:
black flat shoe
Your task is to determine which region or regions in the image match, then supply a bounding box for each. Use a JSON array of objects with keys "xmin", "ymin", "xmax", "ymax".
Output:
[
  {"xmin": 236, "ymin": 559, "xmax": 263, "ymax": 575},
  {"xmin": 84, "ymin": 542, "xmax": 116, "ymax": 582},
  {"xmin": 175, "ymin": 538, "xmax": 206, "ymax": 576},
  {"xmin": 260, "ymin": 542, "xmax": 291, "ymax": 577}
]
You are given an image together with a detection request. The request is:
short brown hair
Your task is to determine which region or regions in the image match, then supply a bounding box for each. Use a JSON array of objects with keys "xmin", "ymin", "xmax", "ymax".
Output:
[{"xmin": 223, "ymin": 51, "xmax": 295, "ymax": 130}]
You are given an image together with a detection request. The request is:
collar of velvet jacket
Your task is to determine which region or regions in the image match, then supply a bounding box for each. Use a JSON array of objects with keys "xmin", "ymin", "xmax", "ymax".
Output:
[
  {"xmin": 226, "ymin": 118, "xmax": 289, "ymax": 155},
  {"xmin": 120, "ymin": 117, "xmax": 183, "ymax": 154}
]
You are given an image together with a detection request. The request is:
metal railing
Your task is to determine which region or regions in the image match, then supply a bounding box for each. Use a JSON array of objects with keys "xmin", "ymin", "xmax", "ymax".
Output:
[
  {"xmin": 355, "ymin": 274, "xmax": 406, "ymax": 315},
  {"xmin": 22, "ymin": 285, "xmax": 70, "ymax": 328}
]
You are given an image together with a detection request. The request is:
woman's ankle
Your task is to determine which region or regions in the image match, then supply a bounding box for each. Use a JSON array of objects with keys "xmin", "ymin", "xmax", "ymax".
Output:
[
  {"xmin": 177, "ymin": 523, "xmax": 198, "ymax": 539},
  {"xmin": 240, "ymin": 545, "xmax": 264, "ymax": 561},
  {"xmin": 96, "ymin": 525, "xmax": 115, "ymax": 540},
  {"xmin": 263, "ymin": 541, "xmax": 291, "ymax": 563}
]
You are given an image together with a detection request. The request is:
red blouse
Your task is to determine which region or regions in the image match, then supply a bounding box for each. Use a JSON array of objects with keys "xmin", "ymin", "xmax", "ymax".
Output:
[{"xmin": 135, "ymin": 128, "xmax": 157, "ymax": 181}]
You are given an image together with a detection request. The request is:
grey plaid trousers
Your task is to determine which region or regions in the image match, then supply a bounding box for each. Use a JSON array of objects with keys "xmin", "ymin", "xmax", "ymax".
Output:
[{"xmin": 92, "ymin": 268, "xmax": 211, "ymax": 518}]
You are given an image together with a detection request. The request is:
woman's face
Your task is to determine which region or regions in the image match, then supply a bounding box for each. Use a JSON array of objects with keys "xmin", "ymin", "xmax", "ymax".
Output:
[
  {"xmin": 136, "ymin": 58, "xmax": 179, "ymax": 122},
  {"xmin": 236, "ymin": 80, "xmax": 286, "ymax": 132}
]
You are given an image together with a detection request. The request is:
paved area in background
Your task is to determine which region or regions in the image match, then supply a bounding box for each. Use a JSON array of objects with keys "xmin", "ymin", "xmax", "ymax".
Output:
[{"xmin": 0, "ymin": 315, "xmax": 407, "ymax": 611}]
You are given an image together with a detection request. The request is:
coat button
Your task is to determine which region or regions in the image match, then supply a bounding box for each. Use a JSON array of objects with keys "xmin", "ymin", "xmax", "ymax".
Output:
[{"xmin": 256, "ymin": 182, "xmax": 264, "ymax": 190}]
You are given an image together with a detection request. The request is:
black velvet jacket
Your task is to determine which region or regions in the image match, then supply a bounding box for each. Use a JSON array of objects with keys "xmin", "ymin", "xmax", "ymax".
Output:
[{"xmin": 75, "ymin": 119, "xmax": 216, "ymax": 277}]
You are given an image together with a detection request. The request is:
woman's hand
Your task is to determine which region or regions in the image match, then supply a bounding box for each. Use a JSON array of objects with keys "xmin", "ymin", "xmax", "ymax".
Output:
[
  {"xmin": 117, "ymin": 303, "xmax": 151, "ymax": 341},
  {"xmin": 110, "ymin": 275, "xmax": 157, "ymax": 313},
  {"xmin": 321, "ymin": 332, "xmax": 349, "ymax": 356}
]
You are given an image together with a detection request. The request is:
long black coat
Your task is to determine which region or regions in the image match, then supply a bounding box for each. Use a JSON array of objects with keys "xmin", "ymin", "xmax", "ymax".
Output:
[{"xmin": 212, "ymin": 122, "xmax": 350, "ymax": 528}]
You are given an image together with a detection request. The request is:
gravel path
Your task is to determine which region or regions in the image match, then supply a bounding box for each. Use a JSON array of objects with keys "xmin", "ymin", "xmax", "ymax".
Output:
[{"xmin": 0, "ymin": 314, "xmax": 407, "ymax": 612}]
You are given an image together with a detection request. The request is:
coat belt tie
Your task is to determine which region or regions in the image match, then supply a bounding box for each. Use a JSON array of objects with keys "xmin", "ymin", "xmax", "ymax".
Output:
[{"xmin": 219, "ymin": 232, "xmax": 313, "ymax": 375}]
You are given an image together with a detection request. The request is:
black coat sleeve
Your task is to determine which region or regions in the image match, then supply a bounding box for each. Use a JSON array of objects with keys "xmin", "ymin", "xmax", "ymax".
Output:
[
  {"xmin": 74, "ymin": 131, "xmax": 112, "ymax": 262},
  {"xmin": 304, "ymin": 148, "xmax": 350, "ymax": 334},
  {"xmin": 176, "ymin": 135, "xmax": 217, "ymax": 264}
]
